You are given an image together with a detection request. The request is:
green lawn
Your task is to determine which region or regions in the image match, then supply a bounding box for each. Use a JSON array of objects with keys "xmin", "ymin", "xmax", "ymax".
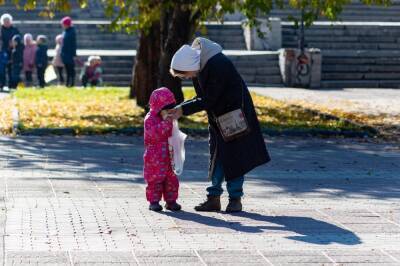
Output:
[{"xmin": 0, "ymin": 86, "xmax": 371, "ymax": 135}]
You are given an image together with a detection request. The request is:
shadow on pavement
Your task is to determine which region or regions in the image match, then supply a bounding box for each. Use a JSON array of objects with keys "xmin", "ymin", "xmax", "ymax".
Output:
[
  {"xmin": 1, "ymin": 136, "xmax": 399, "ymax": 200},
  {"xmin": 163, "ymin": 210, "xmax": 361, "ymax": 246}
]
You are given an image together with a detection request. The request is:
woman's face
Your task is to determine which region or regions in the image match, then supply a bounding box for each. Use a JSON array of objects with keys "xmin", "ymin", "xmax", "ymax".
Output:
[
  {"xmin": 3, "ymin": 18, "xmax": 11, "ymax": 28},
  {"xmin": 177, "ymin": 71, "xmax": 197, "ymax": 80}
]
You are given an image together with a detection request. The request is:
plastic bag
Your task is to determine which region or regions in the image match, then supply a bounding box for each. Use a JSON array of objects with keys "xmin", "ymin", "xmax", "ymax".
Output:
[
  {"xmin": 45, "ymin": 65, "xmax": 57, "ymax": 83},
  {"xmin": 168, "ymin": 120, "xmax": 187, "ymax": 176}
]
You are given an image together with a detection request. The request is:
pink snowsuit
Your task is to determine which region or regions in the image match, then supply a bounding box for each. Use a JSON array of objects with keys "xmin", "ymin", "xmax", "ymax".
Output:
[{"xmin": 143, "ymin": 87, "xmax": 179, "ymax": 203}]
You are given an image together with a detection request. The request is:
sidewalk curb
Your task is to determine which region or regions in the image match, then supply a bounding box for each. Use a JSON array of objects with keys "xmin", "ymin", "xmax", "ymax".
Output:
[{"xmin": 17, "ymin": 126, "xmax": 377, "ymax": 138}]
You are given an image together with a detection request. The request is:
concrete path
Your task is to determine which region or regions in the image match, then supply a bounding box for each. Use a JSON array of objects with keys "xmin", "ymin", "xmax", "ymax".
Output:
[
  {"xmin": 0, "ymin": 92, "xmax": 9, "ymax": 99},
  {"xmin": 251, "ymin": 87, "xmax": 400, "ymax": 116},
  {"xmin": 0, "ymin": 135, "xmax": 399, "ymax": 265}
]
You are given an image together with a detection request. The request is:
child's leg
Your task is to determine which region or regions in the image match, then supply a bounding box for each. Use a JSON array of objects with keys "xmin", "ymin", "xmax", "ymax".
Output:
[
  {"xmin": 37, "ymin": 67, "xmax": 44, "ymax": 88},
  {"xmin": 145, "ymin": 177, "xmax": 163, "ymax": 203},
  {"xmin": 10, "ymin": 65, "xmax": 21, "ymax": 89},
  {"xmin": 57, "ymin": 67, "xmax": 64, "ymax": 83},
  {"xmin": 25, "ymin": 71, "xmax": 32, "ymax": 84},
  {"xmin": 163, "ymin": 171, "xmax": 179, "ymax": 203},
  {"xmin": 81, "ymin": 74, "xmax": 88, "ymax": 87}
]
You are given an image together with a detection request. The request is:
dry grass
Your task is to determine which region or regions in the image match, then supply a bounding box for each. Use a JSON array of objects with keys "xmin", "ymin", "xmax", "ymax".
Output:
[{"xmin": 0, "ymin": 86, "xmax": 370, "ymax": 135}]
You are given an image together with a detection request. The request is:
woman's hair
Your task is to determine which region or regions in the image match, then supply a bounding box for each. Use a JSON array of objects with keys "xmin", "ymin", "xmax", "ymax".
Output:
[
  {"xmin": 169, "ymin": 68, "xmax": 187, "ymax": 77},
  {"xmin": 0, "ymin": 14, "xmax": 12, "ymax": 26}
]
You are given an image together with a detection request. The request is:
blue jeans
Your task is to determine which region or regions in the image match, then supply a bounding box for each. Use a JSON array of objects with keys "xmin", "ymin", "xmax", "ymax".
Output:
[{"xmin": 207, "ymin": 160, "xmax": 244, "ymax": 198}]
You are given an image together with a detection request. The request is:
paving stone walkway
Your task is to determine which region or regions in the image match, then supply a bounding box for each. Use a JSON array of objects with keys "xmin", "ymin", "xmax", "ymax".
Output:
[{"xmin": 0, "ymin": 135, "xmax": 399, "ymax": 265}]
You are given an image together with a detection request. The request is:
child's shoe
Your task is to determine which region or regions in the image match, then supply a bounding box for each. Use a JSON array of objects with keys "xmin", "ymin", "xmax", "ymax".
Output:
[
  {"xmin": 165, "ymin": 201, "xmax": 182, "ymax": 211},
  {"xmin": 149, "ymin": 202, "xmax": 163, "ymax": 212}
]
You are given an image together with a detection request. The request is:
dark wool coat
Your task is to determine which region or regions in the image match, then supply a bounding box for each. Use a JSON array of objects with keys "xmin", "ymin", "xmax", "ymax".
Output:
[
  {"xmin": 11, "ymin": 38, "xmax": 23, "ymax": 67},
  {"xmin": 35, "ymin": 44, "xmax": 48, "ymax": 68},
  {"xmin": 1, "ymin": 25, "xmax": 20, "ymax": 53},
  {"xmin": 180, "ymin": 39, "xmax": 270, "ymax": 181},
  {"xmin": 61, "ymin": 26, "xmax": 77, "ymax": 65}
]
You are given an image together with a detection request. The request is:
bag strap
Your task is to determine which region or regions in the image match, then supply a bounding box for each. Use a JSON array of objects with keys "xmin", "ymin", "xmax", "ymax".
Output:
[{"xmin": 196, "ymin": 77, "xmax": 246, "ymax": 121}]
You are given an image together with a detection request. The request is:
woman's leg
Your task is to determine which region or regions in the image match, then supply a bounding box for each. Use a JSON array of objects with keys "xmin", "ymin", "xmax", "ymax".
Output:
[
  {"xmin": 194, "ymin": 160, "xmax": 223, "ymax": 212},
  {"xmin": 69, "ymin": 63, "xmax": 76, "ymax": 87},
  {"xmin": 226, "ymin": 176, "xmax": 244, "ymax": 212},
  {"xmin": 226, "ymin": 176, "xmax": 244, "ymax": 199},
  {"xmin": 67, "ymin": 64, "xmax": 73, "ymax": 87},
  {"xmin": 206, "ymin": 160, "xmax": 224, "ymax": 196}
]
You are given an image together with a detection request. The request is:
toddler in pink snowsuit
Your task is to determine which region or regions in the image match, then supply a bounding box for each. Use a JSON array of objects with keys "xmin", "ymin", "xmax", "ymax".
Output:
[{"xmin": 144, "ymin": 87, "xmax": 181, "ymax": 212}]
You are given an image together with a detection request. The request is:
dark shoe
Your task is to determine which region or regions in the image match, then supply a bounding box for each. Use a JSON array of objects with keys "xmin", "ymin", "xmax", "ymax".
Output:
[
  {"xmin": 165, "ymin": 202, "xmax": 182, "ymax": 211},
  {"xmin": 226, "ymin": 197, "xmax": 242, "ymax": 213},
  {"xmin": 149, "ymin": 202, "xmax": 163, "ymax": 212},
  {"xmin": 194, "ymin": 195, "xmax": 221, "ymax": 212}
]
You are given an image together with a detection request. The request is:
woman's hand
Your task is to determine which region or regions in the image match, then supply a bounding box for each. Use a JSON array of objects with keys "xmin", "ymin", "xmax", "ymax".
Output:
[
  {"xmin": 163, "ymin": 107, "xmax": 183, "ymax": 120},
  {"xmin": 170, "ymin": 107, "xmax": 183, "ymax": 120}
]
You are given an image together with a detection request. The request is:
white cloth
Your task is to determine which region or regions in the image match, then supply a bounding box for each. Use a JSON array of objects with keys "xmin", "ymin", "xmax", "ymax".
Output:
[{"xmin": 170, "ymin": 44, "xmax": 200, "ymax": 71}]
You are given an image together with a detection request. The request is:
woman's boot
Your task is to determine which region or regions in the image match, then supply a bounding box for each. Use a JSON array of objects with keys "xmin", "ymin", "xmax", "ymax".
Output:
[
  {"xmin": 194, "ymin": 195, "xmax": 221, "ymax": 212},
  {"xmin": 226, "ymin": 197, "xmax": 242, "ymax": 212}
]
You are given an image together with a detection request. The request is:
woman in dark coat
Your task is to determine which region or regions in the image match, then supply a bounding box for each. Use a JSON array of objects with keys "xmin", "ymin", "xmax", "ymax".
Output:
[
  {"xmin": 9, "ymin": 34, "xmax": 24, "ymax": 89},
  {"xmin": 60, "ymin": 16, "xmax": 77, "ymax": 87},
  {"xmin": 169, "ymin": 37, "xmax": 270, "ymax": 212},
  {"xmin": 0, "ymin": 14, "xmax": 20, "ymax": 88}
]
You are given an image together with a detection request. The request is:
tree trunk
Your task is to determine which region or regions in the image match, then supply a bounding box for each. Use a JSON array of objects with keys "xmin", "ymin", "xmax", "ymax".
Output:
[
  {"xmin": 158, "ymin": 1, "xmax": 199, "ymax": 104},
  {"xmin": 130, "ymin": 0, "xmax": 200, "ymax": 108},
  {"xmin": 130, "ymin": 24, "xmax": 161, "ymax": 108}
]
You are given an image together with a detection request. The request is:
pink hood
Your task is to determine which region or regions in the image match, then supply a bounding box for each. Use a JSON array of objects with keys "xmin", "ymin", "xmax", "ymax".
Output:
[{"xmin": 149, "ymin": 87, "xmax": 176, "ymax": 114}]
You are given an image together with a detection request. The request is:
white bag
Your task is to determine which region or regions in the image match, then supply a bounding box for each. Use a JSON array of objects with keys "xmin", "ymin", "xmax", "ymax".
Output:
[
  {"xmin": 168, "ymin": 120, "xmax": 187, "ymax": 176},
  {"xmin": 45, "ymin": 65, "xmax": 58, "ymax": 83}
]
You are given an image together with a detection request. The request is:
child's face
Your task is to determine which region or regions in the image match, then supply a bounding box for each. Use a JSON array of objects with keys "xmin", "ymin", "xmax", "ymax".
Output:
[
  {"xmin": 160, "ymin": 110, "xmax": 170, "ymax": 120},
  {"xmin": 11, "ymin": 40, "xmax": 17, "ymax": 48}
]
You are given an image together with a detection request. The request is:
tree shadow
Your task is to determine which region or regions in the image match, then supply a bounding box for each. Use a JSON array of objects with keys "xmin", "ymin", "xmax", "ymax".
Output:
[
  {"xmin": 162, "ymin": 210, "xmax": 361, "ymax": 246},
  {"xmin": 1, "ymin": 135, "xmax": 399, "ymax": 200}
]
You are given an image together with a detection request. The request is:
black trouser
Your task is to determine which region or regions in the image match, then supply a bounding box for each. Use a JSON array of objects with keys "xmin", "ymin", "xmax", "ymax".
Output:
[
  {"xmin": 7, "ymin": 62, "xmax": 12, "ymax": 87},
  {"xmin": 0, "ymin": 67, "xmax": 6, "ymax": 89},
  {"xmin": 37, "ymin": 66, "xmax": 46, "ymax": 88},
  {"xmin": 9, "ymin": 64, "xmax": 21, "ymax": 89},
  {"xmin": 25, "ymin": 71, "xmax": 33, "ymax": 86},
  {"xmin": 81, "ymin": 75, "xmax": 99, "ymax": 87},
  {"xmin": 56, "ymin": 66, "xmax": 64, "ymax": 84},
  {"xmin": 64, "ymin": 63, "xmax": 75, "ymax": 87}
]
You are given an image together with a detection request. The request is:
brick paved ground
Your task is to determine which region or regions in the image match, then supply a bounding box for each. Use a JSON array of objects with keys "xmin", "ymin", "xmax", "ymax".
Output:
[{"xmin": 0, "ymin": 135, "xmax": 399, "ymax": 265}]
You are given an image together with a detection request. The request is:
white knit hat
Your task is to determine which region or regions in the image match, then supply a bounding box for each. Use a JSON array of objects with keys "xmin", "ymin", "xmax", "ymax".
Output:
[
  {"xmin": 1, "ymin": 14, "xmax": 13, "ymax": 25},
  {"xmin": 170, "ymin": 44, "xmax": 200, "ymax": 71}
]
